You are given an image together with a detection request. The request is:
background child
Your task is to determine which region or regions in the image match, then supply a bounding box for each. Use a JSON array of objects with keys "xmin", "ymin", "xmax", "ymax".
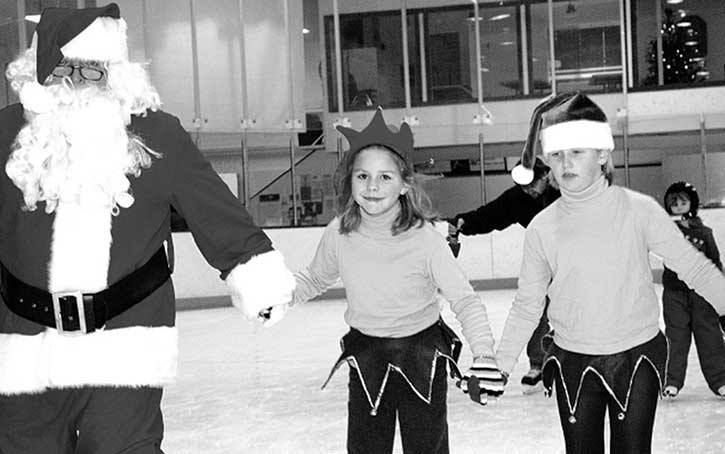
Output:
[
  {"xmin": 448, "ymin": 156, "xmax": 559, "ymax": 394},
  {"xmin": 496, "ymin": 92, "xmax": 725, "ymax": 453},
  {"xmin": 661, "ymin": 181, "xmax": 725, "ymax": 398},
  {"xmin": 291, "ymin": 108, "xmax": 505, "ymax": 454}
]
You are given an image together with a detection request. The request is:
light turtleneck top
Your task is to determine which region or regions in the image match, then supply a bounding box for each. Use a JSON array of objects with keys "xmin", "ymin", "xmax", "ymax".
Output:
[
  {"xmin": 293, "ymin": 203, "xmax": 495, "ymax": 358},
  {"xmin": 496, "ymin": 177, "xmax": 725, "ymax": 374}
]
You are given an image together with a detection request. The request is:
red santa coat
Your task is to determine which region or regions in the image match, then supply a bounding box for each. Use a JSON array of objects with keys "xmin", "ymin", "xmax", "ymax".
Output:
[{"xmin": 0, "ymin": 104, "xmax": 274, "ymax": 394}]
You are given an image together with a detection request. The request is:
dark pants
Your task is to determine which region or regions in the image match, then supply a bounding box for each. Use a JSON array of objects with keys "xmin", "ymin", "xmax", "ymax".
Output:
[
  {"xmin": 553, "ymin": 364, "xmax": 659, "ymax": 454},
  {"xmin": 663, "ymin": 288, "xmax": 725, "ymax": 394},
  {"xmin": 347, "ymin": 360, "xmax": 448, "ymax": 454},
  {"xmin": 526, "ymin": 297, "xmax": 550, "ymax": 369},
  {"xmin": 0, "ymin": 386, "xmax": 164, "ymax": 454}
]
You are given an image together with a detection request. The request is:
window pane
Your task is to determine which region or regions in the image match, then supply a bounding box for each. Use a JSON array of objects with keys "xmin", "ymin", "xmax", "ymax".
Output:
[
  {"xmin": 552, "ymin": 0, "xmax": 622, "ymax": 94},
  {"xmin": 325, "ymin": 11, "xmax": 405, "ymax": 111},
  {"xmin": 420, "ymin": 7, "xmax": 475, "ymax": 104},
  {"xmin": 477, "ymin": 4, "xmax": 521, "ymax": 99},
  {"xmin": 528, "ymin": 2, "xmax": 553, "ymax": 95},
  {"xmin": 634, "ymin": 0, "xmax": 724, "ymax": 88}
]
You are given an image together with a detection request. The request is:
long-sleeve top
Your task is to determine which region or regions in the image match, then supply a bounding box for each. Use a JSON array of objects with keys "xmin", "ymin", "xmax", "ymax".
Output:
[
  {"xmin": 662, "ymin": 216, "xmax": 723, "ymax": 291},
  {"xmin": 454, "ymin": 183, "xmax": 560, "ymax": 234},
  {"xmin": 293, "ymin": 205, "xmax": 495, "ymax": 358},
  {"xmin": 496, "ymin": 176, "xmax": 725, "ymax": 374}
]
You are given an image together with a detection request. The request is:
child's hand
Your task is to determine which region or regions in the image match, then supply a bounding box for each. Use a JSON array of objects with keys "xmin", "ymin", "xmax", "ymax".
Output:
[
  {"xmin": 456, "ymin": 356, "xmax": 507, "ymax": 405},
  {"xmin": 257, "ymin": 303, "xmax": 290, "ymax": 327}
]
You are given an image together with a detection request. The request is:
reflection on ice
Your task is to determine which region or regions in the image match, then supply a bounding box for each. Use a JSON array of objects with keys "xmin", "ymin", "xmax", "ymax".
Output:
[{"xmin": 162, "ymin": 289, "xmax": 725, "ymax": 453}]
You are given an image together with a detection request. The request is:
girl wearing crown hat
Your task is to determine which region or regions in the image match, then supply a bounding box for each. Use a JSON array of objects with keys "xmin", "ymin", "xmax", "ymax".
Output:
[
  {"xmin": 288, "ymin": 108, "xmax": 505, "ymax": 453},
  {"xmin": 495, "ymin": 92, "xmax": 725, "ymax": 453},
  {"xmin": 661, "ymin": 181, "xmax": 725, "ymax": 400}
]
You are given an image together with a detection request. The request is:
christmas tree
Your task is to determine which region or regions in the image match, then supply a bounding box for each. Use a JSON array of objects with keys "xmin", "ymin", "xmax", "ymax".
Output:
[{"xmin": 644, "ymin": 8, "xmax": 707, "ymax": 85}]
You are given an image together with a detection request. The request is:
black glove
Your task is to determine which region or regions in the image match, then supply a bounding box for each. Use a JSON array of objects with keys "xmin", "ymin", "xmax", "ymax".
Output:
[{"xmin": 457, "ymin": 356, "xmax": 507, "ymax": 405}]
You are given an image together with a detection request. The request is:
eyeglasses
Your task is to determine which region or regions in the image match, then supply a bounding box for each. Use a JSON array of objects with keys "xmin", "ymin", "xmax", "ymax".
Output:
[{"xmin": 51, "ymin": 62, "xmax": 106, "ymax": 82}]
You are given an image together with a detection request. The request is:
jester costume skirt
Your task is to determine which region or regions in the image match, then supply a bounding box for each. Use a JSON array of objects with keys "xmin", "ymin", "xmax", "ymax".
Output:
[
  {"xmin": 542, "ymin": 331, "xmax": 668, "ymax": 421},
  {"xmin": 322, "ymin": 319, "xmax": 462, "ymax": 416}
]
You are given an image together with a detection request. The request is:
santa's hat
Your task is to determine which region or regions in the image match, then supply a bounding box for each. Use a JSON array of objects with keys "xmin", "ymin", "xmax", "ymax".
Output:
[
  {"xmin": 33, "ymin": 3, "xmax": 127, "ymax": 84},
  {"xmin": 511, "ymin": 92, "xmax": 614, "ymax": 185},
  {"xmin": 336, "ymin": 107, "xmax": 414, "ymax": 162}
]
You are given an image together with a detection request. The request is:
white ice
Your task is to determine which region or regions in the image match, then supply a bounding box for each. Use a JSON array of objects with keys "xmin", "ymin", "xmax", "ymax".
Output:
[{"xmin": 161, "ymin": 288, "xmax": 725, "ymax": 453}]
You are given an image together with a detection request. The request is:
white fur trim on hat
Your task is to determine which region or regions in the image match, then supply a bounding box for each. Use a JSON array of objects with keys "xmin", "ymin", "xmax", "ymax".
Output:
[
  {"xmin": 225, "ymin": 250, "xmax": 295, "ymax": 322},
  {"xmin": 18, "ymin": 81, "xmax": 55, "ymax": 114},
  {"xmin": 0, "ymin": 326, "xmax": 177, "ymax": 395},
  {"xmin": 540, "ymin": 120, "xmax": 614, "ymax": 154},
  {"xmin": 61, "ymin": 16, "xmax": 128, "ymax": 62}
]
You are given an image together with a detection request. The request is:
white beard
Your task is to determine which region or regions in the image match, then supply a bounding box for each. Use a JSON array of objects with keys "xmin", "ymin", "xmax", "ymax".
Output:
[
  {"xmin": 7, "ymin": 84, "xmax": 143, "ymax": 214},
  {"xmin": 6, "ymin": 85, "xmax": 153, "ymax": 292}
]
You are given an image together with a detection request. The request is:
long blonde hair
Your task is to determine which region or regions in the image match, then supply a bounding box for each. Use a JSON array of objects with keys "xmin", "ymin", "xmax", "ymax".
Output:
[{"xmin": 335, "ymin": 145, "xmax": 438, "ymax": 235}]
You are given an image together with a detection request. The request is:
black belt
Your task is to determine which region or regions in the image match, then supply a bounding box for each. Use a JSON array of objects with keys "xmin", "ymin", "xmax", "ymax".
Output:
[{"xmin": 0, "ymin": 247, "xmax": 171, "ymax": 334}]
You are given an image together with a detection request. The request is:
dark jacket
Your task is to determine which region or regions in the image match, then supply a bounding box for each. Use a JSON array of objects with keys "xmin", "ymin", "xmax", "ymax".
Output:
[
  {"xmin": 454, "ymin": 183, "xmax": 560, "ymax": 235},
  {"xmin": 0, "ymin": 103, "xmax": 273, "ymax": 392},
  {"xmin": 662, "ymin": 216, "xmax": 723, "ymax": 291}
]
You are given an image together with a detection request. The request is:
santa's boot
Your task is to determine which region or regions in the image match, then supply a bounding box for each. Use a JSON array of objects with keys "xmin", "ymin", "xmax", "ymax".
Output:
[{"xmin": 521, "ymin": 368, "xmax": 543, "ymax": 395}]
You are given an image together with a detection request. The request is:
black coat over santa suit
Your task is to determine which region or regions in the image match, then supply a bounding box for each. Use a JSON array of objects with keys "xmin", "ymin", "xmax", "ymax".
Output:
[{"xmin": 0, "ymin": 102, "xmax": 282, "ymax": 393}]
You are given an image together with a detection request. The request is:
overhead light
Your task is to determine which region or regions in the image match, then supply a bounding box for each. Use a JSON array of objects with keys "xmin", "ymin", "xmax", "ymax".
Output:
[
  {"xmin": 466, "ymin": 13, "xmax": 482, "ymax": 22},
  {"xmin": 696, "ymin": 70, "xmax": 710, "ymax": 77},
  {"xmin": 691, "ymin": 57, "xmax": 705, "ymax": 62},
  {"xmin": 676, "ymin": 21, "xmax": 691, "ymax": 27},
  {"xmin": 684, "ymin": 40, "xmax": 698, "ymax": 46},
  {"xmin": 24, "ymin": 14, "xmax": 40, "ymax": 23},
  {"xmin": 489, "ymin": 14, "xmax": 511, "ymax": 21},
  {"xmin": 666, "ymin": 0, "xmax": 683, "ymax": 4},
  {"xmin": 302, "ymin": 27, "xmax": 310, "ymax": 34},
  {"xmin": 500, "ymin": 41, "xmax": 514, "ymax": 46}
]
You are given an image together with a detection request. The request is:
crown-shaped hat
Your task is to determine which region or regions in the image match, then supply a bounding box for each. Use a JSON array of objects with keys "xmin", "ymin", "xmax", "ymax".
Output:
[
  {"xmin": 34, "ymin": 3, "xmax": 125, "ymax": 84},
  {"xmin": 336, "ymin": 107, "xmax": 414, "ymax": 161},
  {"xmin": 511, "ymin": 92, "xmax": 614, "ymax": 185}
]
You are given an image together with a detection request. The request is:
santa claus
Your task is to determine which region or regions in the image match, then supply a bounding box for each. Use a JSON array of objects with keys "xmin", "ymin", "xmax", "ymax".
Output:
[{"xmin": 0, "ymin": 3, "xmax": 293, "ymax": 452}]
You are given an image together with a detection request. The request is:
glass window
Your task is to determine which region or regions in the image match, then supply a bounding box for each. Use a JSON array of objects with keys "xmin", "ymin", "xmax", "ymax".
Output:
[
  {"xmin": 417, "ymin": 7, "xmax": 475, "ymax": 104},
  {"xmin": 477, "ymin": 4, "xmax": 522, "ymax": 99},
  {"xmin": 527, "ymin": 2, "xmax": 554, "ymax": 96},
  {"xmin": 551, "ymin": 0, "xmax": 622, "ymax": 94},
  {"xmin": 634, "ymin": 0, "xmax": 724, "ymax": 88},
  {"xmin": 325, "ymin": 11, "xmax": 405, "ymax": 111}
]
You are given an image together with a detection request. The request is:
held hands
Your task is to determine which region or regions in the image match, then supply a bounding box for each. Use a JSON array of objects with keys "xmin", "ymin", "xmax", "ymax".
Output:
[
  {"xmin": 456, "ymin": 356, "xmax": 508, "ymax": 405},
  {"xmin": 257, "ymin": 303, "xmax": 290, "ymax": 327}
]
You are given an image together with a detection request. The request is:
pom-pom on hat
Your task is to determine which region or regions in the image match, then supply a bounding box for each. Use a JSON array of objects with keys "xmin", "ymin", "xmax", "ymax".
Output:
[
  {"xmin": 511, "ymin": 92, "xmax": 614, "ymax": 185},
  {"xmin": 33, "ymin": 3, "xmax": 126, "ymax": 84},
  {"xmin": 336, "ymin": 107, "xmax": 414, "ymax": 162}
]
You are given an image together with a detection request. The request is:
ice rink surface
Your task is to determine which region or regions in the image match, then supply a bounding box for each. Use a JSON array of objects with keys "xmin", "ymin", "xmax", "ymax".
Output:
[{"xmin": 161, "ymin": 288, "xmax": 725, "ymax": 453}]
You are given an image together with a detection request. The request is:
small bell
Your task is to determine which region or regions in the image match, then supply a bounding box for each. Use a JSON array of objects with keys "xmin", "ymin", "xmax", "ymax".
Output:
[
  {"xmin": 370, "ymin": 408, "xmax": 377, "ymax": 416},
  {"xmin": 617, "ymin": 412, "xmax": 626, "ymax": 421},
  {"xmin": 568, "ymin": 415, "xmax": 577, "ymax": 424}
]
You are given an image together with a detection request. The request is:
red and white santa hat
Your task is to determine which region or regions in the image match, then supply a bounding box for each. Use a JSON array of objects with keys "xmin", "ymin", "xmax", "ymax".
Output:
[
  {"xmin": 511, "ymin": 92, "xmax": 614, "ymax": 185},
  {"xmin": 18, "ymin": 3, "xmax": 127, "ymax": 113},
  {"xmin": 33, "ymin": 2, "xmax": 127, "ymax": 84}
]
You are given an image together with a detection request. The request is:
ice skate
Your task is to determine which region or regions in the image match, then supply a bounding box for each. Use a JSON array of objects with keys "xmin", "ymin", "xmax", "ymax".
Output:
[{"xmin": 521, "ymin": 368, "xmax": 543, "ymax": 395}]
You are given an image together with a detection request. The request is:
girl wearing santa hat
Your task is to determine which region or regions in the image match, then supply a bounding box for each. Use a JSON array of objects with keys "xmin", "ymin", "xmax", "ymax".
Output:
[{"xmin": 498, "ymin": 92, "xmax": 725, "ymax": 453}]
